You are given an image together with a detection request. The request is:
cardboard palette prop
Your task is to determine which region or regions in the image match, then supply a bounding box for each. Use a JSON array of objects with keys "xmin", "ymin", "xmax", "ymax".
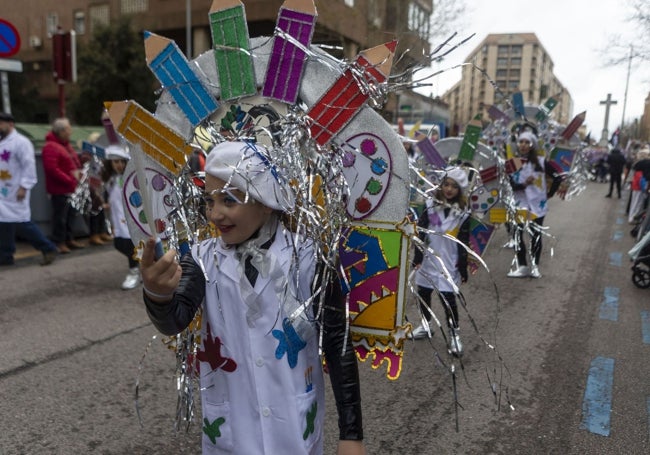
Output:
[{"xmin": 107, "ymin": 0, "xmax": 412, "ymax": 380}]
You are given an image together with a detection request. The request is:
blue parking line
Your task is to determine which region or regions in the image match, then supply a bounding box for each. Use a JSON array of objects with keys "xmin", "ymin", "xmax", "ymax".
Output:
[
  {"xmin": 642, "ymin": 311, "xmax": 650, "ymax": 344},
  {"xmin": 612, "ymin": 231, "xmax": 623, "ymax": 241},
  {"xmin": 609, "ymin": 252, "xmax": 622, "ymax": 267},
  {"xmin": 616, "ymin": 217, "xmax": 624, "ymax": 225},
  {"xmin": 580, "ymin": 356, "xmax": 614, "ymax": 437},
  {"xmin": 599, "ymin": 287, "xmax": 619, "ymax": 321},
  {"xmin": 647, "ymin": 397, "xmax": 650, "ymax": 440}
]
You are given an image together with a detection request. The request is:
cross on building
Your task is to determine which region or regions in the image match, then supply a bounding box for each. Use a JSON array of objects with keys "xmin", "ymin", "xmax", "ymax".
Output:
[{"xmin": 599, "ymin": 93, "xmax": 618, "ymax": 146}]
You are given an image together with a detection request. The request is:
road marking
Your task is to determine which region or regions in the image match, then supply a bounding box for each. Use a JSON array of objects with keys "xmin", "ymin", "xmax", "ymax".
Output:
[
  {"xmin": 612, "ymin": 231, "xmax": 623, "ymax": 241},
  {"xmin": 616, "ymin": 217, "xmax": 624, "ymax": 225},
  {"xmin": 580, "ymin": 356, "xmax": 614, "ymax": 437},
  {"xmin": 647, "ymin": 397, "xmax": 650, "ymax": 440},
  {"xmin": 642, "ymin": 311, "xmax": 650, "ymax": 344},
  {"xmin": 599, "ymin": 287, "xmax": 619, "ymax": 321},
  {"xmin": 609, "ymin": 252, "xmax": 622, "ymax": 267}
]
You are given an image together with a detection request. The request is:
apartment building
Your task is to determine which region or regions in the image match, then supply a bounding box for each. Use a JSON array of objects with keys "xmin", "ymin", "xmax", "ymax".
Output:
[
  {"xmin": 442, "ymin": 33, "xmax": 574, "ymax": 135},
  {"xmin": 4, "ymin": 0, "xmax": 435, "ymax": 124}
]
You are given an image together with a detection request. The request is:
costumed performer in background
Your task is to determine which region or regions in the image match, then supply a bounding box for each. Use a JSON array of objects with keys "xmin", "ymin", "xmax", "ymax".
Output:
[
  {"xmin": 507, "ymin": 131, "xmax": 562, "ymax": 279},
  {"xmin": 411, "ymin": 166, "xmax": 470, "ymax": 356}
]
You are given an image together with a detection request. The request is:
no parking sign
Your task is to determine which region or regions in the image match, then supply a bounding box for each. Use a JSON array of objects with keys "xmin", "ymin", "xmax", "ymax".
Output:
[{"xmin": 0, "ymin": 19, "xmax": 21, "ymax": 58}]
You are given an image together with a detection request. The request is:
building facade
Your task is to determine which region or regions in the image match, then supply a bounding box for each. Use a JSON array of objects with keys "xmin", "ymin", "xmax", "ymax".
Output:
[
  {"xmin": 4, "ymin": 0, "xmax": 438, "ymax": 125},
  {"xmin": 442, "ymin": 33, "xmax": 574, "ymax": 135}
]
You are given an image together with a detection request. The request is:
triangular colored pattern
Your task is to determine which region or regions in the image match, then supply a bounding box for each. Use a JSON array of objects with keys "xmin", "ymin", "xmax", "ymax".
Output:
[
  {"xmin": 145, "ymin": 32, "xmax": 218, "ymax": 126},
  {"xmin": 209, "ymin": 1, "xmax": 257, "ymax": 100},
  {"xmin": 105, "ymin": 100, "xmax": 193, "ymax": 173},
  {"xmin": 263, "ymin": 0, "xmax": 316, "ymax": 103}
]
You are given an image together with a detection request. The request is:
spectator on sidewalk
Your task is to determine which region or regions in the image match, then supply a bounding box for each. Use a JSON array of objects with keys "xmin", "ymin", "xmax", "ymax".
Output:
[
  {"xmin": 605, "ymin": 148, "xmax": 626, "ymax": 198},
  {"xmin": 42, "ymin": 118, "xmax": 85, "ymax": 253},
  {"xmin": 0, "ymin": 112, "xmax": 58, "ymax": 266}
]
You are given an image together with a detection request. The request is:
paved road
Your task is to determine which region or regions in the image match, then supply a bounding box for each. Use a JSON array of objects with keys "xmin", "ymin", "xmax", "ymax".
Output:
[{"xmin": 1, "ymin": 181, "xmax": 648, "ymax": 454}]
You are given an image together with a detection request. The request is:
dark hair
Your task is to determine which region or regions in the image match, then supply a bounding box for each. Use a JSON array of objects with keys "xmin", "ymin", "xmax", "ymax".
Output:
[{"xmin": 434, "ymin": 177, "xmax": 467, "ymax": 210}]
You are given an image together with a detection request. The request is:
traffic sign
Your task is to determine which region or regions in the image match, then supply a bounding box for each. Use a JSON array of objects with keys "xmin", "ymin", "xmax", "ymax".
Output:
[{"xmin": 0, "ymin": 19, "xmax": 21, "ymax": 58}]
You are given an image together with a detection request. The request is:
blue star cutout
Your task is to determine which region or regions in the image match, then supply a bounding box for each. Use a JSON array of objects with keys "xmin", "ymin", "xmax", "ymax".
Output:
[{"xmin": 272, "ymin": 318, "xmax": 306, "ymax": 368}]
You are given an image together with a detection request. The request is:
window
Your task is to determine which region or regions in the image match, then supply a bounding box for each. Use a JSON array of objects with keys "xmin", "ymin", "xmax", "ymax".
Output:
[
  {"xmin": 508, "ymin": 81, "xmax": 519, "ymax": 89},
  {"xmin": 121, "ymin": 0, "xmax": 148, "ymax": 14},
  {"xmin": 510, "ymin": 45, "xmax": 522, "ymax": 56},
  {"xmin": 510, "ymin": 57, "xmax": 521, "ymax": 67},
  {"xmin": 497, "ymin": 45, "xmax": 509, "ymax": 56},
  {"xmin": 89, "ymin": 4, "xmax": 110, "ymax": 32},
  {"xmin": 509, "ymin": 69, "xmax": 520, "ymax": 78},
  {"xmin": 46, "ymin": 12, "xmax": 58, "ymax": 37},
  {"xmin": 408, "ymin": 3, "xmax": 430, "ymax": 40},
  {"xmin": 74, "ymin": 11, "xmax": 86, "ymax": 35},
  {"xmin": 496, "ymin": 69, "xmax": 507, "ymax": 78},
  {"xmin": 497, "ymin": 58, "xmax": 508, "ymax": 67}
]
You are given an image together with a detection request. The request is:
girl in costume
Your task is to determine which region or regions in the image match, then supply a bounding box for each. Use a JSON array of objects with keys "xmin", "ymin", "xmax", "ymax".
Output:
[
  {"xmin": 102, "ymin": 144, "xmax": 140, "ymax": 290},
  {"xmin": 507, "ymin": 131, "xmax": 562, "ymax": 278},
  {"xmin": 411, "ymin": 167, "xmax": 470, "ymax": 357},
  {"xmin": 140, "ymin": 141, "xmax": 364, "ymax": 455}
]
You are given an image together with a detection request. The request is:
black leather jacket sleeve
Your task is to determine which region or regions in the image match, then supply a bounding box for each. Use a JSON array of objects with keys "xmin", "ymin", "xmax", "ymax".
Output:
[
  {"xmin": 321, "ymin": 277, "xmax": 364, "ymax": 441},
  {"xmin": 143, "ymin": 252, "xmax": 205, "ymax": 336}
]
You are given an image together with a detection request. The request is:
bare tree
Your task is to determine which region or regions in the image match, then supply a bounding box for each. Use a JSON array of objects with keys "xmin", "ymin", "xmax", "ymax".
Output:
[
  {"xmin": 603, "ymin": 0, "xmax": 650, "ymax": 66},
  {"xmin": 429, "ymin": 0, "xmax": 468, "ymax": 44}
]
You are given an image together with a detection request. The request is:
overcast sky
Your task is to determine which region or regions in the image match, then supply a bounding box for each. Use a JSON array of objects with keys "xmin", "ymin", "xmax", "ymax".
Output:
[{"xmin": 423, "ymin": 0, "xmax": 648, "ymax": 138}]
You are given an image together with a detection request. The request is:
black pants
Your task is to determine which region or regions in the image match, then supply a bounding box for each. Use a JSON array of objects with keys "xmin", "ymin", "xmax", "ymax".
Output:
[
  {"xmin": 114, "ymin": 237, "xmax": 138, "ymax": 268},
  {"xmin": 417, "ymin": 287, "xmax": 459, "ymax": 329},
  {"xmin": 515, "ymin": 216, "xmax": 544, "ymax": 266},
  {"xmin": 50, "ymin": 194, "xmax": 77, "ymax": 244},
  {"xmin": 608, "ymin": 172, "xmax": 622, "ymax": 197}
]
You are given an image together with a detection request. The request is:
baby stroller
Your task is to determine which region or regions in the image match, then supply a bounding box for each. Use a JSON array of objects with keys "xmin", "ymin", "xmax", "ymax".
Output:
[{"xmin": 629, "ymin": 212, "xmax": 650, "ymax": 289}]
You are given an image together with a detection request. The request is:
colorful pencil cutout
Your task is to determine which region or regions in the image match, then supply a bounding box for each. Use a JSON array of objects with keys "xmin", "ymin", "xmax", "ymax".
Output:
[
  {"xmin": 535, "ymin": 96, "xmax": 558, "ymax": 122},
  {"xmin": 145, "ymin": 31, "xmax": 218, "ymax": 127},
  {"xmin": 560, "ymin": 111, "xmax": 586, "ymax": 141},
  {"xmin": 101, "ymin": 110, "xmax": 120, "ymax": 145},
  {"xmin": 457, "ymin": 117, "xmax": 481, "ymax": 162},
  {"xmin": 415, "ymin": 134, "xmax": 446, "ymax": 168},
  {"xmin": 104, "ymin": 100, "xmax": 194, "ymax": 173},
  {"xmin": 307, "ymin": 40, "xmax": 397, "ymax": 146},
  {"xmin": 209, "ymin": 0, "xmax": 256, "ymax": 100},
  {"xmin": 511, "ymin": 91, "xmax": 525, "ymax": 119},
  {"xmin": 263, "ymin": 0, "xmax": 317, "ymax": 104},
  {"xmin": 487, "ymin": 104, "xmax": 510, "ymax": 123}
]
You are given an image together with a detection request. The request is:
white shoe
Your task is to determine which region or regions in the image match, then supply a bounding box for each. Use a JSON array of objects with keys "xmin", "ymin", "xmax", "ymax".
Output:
[
  {"xmin": 503, "ymin": 238, "xmax": 516, "ymax": 249},
  {"xmin": 529, "ymin": 265, "xmax": 541, "ymax": 278},
  {"xmin": 121, "ymin": 267, "xmax": 141, "ymax": 290},
  {"xmin": 507, "ymin": 266, "xmax": 530, "ymax": 278},
  {"xmin": 449, "ymin": 328, "xmax": 463, "ymax": 356},
  {"xmin": 409, "ymin": 324, "xmax": 433, "ymax": 340}
]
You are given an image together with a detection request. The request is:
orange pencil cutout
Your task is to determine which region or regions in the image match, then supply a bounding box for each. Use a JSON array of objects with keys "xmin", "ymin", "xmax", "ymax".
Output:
[{"xmin": 104, "ymin": 100, "xmax": 194, "ymax": 174}]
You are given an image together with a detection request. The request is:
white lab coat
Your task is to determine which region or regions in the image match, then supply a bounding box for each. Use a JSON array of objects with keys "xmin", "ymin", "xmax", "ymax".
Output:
[
  {"xmin": 106, "ymin": 175, "xmax": 130, "ymax": 239},
  {"xmin": 193, "ymin": 225, "xmax": 325, "ymax": 454},
  {"xmin": 512, "ymin": 156, "xmax": 549, "ymax": 218},
  {"xmin": 0, "ymin": 129, "xmax": 37, "ymax": 223},
  {"xmin": 415, "ymin": 200, "xmax": 469, "ymax": 292}
]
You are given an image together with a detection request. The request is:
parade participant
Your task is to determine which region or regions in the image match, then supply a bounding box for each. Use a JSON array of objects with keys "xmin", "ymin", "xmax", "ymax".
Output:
[
  {"xmin": 140, "ymin": 141, "xmax": 364, "ymax": 455},
  {"xmin": 411, "ymin": 167, "xmax": 470, "ymax": 356},
  {"xmin": 507, "ymin": 131, "xmax": 562, "ymax": 278},
  {"xmin": 0, "ymin": 112, "xmax": 58, "ymax": 266},
  {"xmin": 102, "ymin": 144, "xmax": 140, "ymax": 290},
  {"xmin": 42, "ymin": 118, "xmax": 85, "ymax": 253},
  {"xmin": 628, "ymin": 146, "xmax": 650, "ymax": 224}
]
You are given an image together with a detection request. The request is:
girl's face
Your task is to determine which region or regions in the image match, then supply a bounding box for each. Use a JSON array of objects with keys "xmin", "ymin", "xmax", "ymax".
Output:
[
  {"xmin": 111, "ymin": 159, "xmax": 127, "ymax": 175},
  {"xmin": 204, "ymin": 174, "xmax": 273, "ymax": 246},
  {"xmin": 441, "ymin": 177, "xmax": 460, "ymax": 201},
  {"xmin": 517, "ymin": 139, "xmax": 532, "ymax": 156}
]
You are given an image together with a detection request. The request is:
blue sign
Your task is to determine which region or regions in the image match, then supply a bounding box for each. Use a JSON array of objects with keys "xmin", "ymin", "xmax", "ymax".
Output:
[{"xmin": 0, "ymin": 19, "xmax": 21, "ymax": 58}]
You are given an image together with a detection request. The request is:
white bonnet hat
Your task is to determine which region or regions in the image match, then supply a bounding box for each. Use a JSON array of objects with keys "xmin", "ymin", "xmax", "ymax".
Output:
[
  {"xmin": 518, "ymin": 131, "xmax": 538, "ymax": 146},
  {"xmin": 204, "ymin": 141, "xmax": 295, "ymax": 211},
  {"xmin": 445, "ymin": 166, "xmax": 469, "ymax": 190},
  {"xmin": 106, "ymin": 144, "xmax": 130, "ymax": 160}
]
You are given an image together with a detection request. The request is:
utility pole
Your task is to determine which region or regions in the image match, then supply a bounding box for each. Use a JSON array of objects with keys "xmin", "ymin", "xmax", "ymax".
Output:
[{"xmin": 620, "ymin": 45, "xmax": 633, "ymax": 131}]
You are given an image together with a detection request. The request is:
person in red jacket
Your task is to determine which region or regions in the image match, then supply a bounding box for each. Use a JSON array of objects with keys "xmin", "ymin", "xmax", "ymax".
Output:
[{"xmin": 41, "ymin": 118, "xmax": 85, "ymax": 253}]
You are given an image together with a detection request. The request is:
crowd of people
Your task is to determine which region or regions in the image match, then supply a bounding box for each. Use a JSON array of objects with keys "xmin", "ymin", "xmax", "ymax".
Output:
[{"xmin": 0, "ymin": 114, "xmax": 139, "ymax": 290}]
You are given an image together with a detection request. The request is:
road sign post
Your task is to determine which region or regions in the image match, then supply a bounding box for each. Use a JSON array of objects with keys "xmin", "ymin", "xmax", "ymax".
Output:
[{"xmin": 0, "ymin": 19, "xmax": 22, "ymax": 114}]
